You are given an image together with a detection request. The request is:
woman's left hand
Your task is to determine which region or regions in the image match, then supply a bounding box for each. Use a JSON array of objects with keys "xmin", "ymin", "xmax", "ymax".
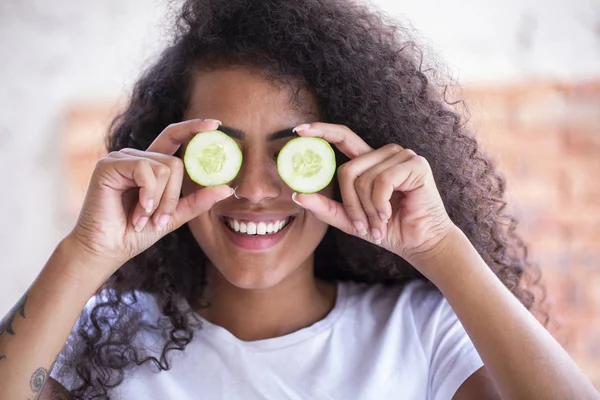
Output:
[{"xmin": 291, "ymin": 122, "xmax": 454, "ymax": 263}]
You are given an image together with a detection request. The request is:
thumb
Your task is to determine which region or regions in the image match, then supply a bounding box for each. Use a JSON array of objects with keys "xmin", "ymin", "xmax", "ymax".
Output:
[
  {"xmin": 292, "ymin": 192, "xmax": 356, "ymax": 236},
  {"xmin": 171, "ymin": 185, "xmax": 234, "ymax": 229}
]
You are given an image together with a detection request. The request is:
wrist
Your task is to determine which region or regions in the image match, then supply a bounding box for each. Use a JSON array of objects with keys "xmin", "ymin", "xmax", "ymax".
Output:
[
  {"xmin": 405, "ymin": 224, "xmax": 475, "ymax": 284},
  {"xmin": 50, "ymin": 235, "xmax": 119, "ymax": 290}
]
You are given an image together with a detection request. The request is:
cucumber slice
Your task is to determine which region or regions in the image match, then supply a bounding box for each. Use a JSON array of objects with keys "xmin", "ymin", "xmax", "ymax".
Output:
[
  {"xmin": 277, "ymin": 136, "xmax": 336, "ymax": 193},
  {"xmin": 184, "ymin": 130, "xmax": 242, "ymax": 186}
]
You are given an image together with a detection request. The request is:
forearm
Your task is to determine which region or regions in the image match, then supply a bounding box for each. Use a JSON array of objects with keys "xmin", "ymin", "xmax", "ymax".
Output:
[
  {"xmin": 0, "ymin": 237, "xmax": 103, "ymax": 399},
  {"xmin": 411, "ymin": 225, "xmax": 599, "ymax": 400}
]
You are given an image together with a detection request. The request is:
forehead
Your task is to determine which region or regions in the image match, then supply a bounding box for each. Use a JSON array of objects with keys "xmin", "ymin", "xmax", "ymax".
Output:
[{"xmin": 185, "ymin": 66, "xmax": 319, "ymax": 138}]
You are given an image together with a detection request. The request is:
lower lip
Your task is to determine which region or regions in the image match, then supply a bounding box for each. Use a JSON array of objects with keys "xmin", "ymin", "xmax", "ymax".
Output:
[{"xmin": 221, "ymin": 218, "xmax": 294, "ymax": 250}]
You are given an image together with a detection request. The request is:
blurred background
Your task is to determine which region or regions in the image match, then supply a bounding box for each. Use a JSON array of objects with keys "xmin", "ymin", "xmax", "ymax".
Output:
[{"xmin": 1, "ymin": 0, "xmax": 599, "ymax": 389}]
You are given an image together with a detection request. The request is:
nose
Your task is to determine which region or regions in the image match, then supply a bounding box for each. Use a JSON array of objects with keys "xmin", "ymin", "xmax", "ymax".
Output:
[{"xmin": 231, "ymin": 147, "xmax": 281, "ymax": 203}]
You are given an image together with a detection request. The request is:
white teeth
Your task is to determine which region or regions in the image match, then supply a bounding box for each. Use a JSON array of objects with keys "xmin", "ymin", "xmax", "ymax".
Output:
[
  {"xmin": 226, "ymin": 218, "xmax": 290, "ymax": 235},
  {"xmin": 257, "ymin": 222, "xmax": 267, "ymax": 235}
]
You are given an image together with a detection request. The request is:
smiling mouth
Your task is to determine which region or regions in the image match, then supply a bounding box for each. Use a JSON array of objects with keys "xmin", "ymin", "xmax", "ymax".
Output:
[{"xmin": 221, "ymin": 217, "xmax": 295, "ymax": 236}]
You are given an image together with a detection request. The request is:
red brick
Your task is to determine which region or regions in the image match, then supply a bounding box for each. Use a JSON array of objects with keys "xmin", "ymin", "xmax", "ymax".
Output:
[
  {"xmin": 565, "ymin": 95, "xmax": 600, "ymax": 132},
  {"xmin": 563, "ymin": 128, "xmax": 600, "ymax": 154}
]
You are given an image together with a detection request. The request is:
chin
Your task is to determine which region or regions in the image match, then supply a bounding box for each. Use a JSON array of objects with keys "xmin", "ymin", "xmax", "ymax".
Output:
[{"xmin": 213, "ymin": 260, "xmax": 290, "ymax": 290}]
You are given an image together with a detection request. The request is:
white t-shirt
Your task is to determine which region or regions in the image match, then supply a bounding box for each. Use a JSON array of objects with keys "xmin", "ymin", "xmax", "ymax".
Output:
[{"xmin": 51, "ymin": 280, "xmax": 484, "ymax": 400}]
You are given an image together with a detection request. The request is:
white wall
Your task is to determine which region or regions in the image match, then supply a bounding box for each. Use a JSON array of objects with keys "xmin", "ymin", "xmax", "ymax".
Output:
[
  {"xmin": 372, "ymin": 0, "xmax": 600, "ymax": 84},
  {"xmin": 1, "ymin": 0, "xmax": 599, "ymax": 314}
]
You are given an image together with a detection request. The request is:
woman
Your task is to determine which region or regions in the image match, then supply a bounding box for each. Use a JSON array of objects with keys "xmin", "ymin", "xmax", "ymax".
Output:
[{"xmin": 0, "ymin": 0, "xmax": 598, "ymax": 399}]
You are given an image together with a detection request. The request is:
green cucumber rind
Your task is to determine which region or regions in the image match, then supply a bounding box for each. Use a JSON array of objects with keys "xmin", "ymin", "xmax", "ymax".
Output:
[
  {"xmin": 184, "ymin": 130, "xmax": 242, "ymax": 186},
  {"xmin": 277, "ymin": 136, "xmax": 336, "ymax": 193}
]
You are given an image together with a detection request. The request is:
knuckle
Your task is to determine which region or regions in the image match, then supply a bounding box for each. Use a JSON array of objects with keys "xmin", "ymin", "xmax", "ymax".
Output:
[
  {"xmin": 156, "ymin": 164, "xmax": 171, "ymax": 178},
  {"xmin": 338, "ymin": 124, "xmax": 352, "ymax": 133},
  {"xmin": 137, "ymin": 159, "xmax": 152, "ymax": 171},
  {"xmin": 343, "ymin": 203, "xmax": 364, "ymax": 219},
  {"xmin": 159, "ymin": 196, "xmax": 179, "ymax": 212},
  {"xmin": 327, "ymin": 199, "xmax": 340, "ymax": 217},
  {"xmin": 367, "ymin": 213, "xmax": 380, "ymax": 226},
  {"xmin": 412, "ymin": 154, "xmax": 430, "ymax": 168},
  {"xmin": 403, "ymin": 149, "xmax": 417, "ymax": 157},
  {"xmin": 95, "ymin": 155, "xmax": 115, "ymax": 171},
  {"xmin": 385, "ymin": 143, "xmax": 403, "ymax": 153},
  {"xmin": 374, "ymin": 172, "xmax": 392, "ymax": 187},
  {"xmin": 167, "ymin": 157, "xmax": 184, "ymax": 173},
  {"xmin": 106, "ymin": 150, "xmax": 121, "ymax": 159},
  {"xmin": 354, "ymin": 174, "xmax": 371, "ymax": 191},
  {"xmin": 337, "ymin": 163, "xmax": 353, "ymax": 179}
]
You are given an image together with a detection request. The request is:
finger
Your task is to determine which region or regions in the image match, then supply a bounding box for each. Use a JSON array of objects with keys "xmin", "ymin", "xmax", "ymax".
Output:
[
  {"xmin": 356, "ymin": 149, "xmax": 416, "ymax": 242},
  {"xmin": 293, "ymin": 122, "xmax": 373, "ymax": 159},
  {"xmin": 370, "ymin": 149, "xmax": 419, "ymax": 220},
  {"xmin": 132, "ymin": 161, "xmax": 170, "ymax": 232},
  {"xmin": 291, "ymin": 192, "xmax": 357, "ymax": 236},
  {"xmin": 170, "ymin": 185, "xmax": 234, "ymax": 229},
  {"xmin": 372, "ymin": 153, "xmax": 431, "ymax": 217},
  {"xmin": 151, "ymin": 157, "xmax": 184, "ymax": 230},
  {"xmin": 146, "ymin": 118, "xmax": 222, "ymax": 155},
  {"xmin": 101, "ymin": 156, "xmax": 159, "ymax": 231},
  {"xmin": 337, "ymin": 143, "xmax": 406, "ymax": 235},
  {"xmin": 119, "ymin": 149, "xmax": 184, "ymax": 230}
]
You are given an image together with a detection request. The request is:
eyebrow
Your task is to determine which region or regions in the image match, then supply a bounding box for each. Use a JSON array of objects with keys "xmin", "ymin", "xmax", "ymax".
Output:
[{"xmin": 218, "ymin": 125, "xmax": 298, "ymax": 141}]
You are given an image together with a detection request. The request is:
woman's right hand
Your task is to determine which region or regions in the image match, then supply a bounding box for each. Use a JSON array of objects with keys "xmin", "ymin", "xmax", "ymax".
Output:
[{"xmin": 65, "ymin": 118, "xmax": 233, "ymax": 281}]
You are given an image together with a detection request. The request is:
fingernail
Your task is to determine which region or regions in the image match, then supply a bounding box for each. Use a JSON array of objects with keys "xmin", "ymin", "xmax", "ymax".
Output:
[
  {"xmin": 353, "ymin": 221, "xmax": 368, "ymax": 236},
  {"xmin": 379, "ymin": 212, "xmax": 388, "ymax": 224},
  {"xmin": 203, "ymin": 118, "xmax": 222, "ymax": 125},
  {"xmin": 145, "ymin": 200, "xmax": 154, "ymax": 214},
  {"xmin": 371, "ymin": 228, "xmax": 382, "ymax": 244},
  {"xmin": 214, "ymin": 187, "xmax": 235, "ymax": 204},
  {"xmin": 292, "ymin": 192, "xmax": 302, "ymax": 206},
  {"xmin": 156, "ymin": 215, "xmax": 170, "ymax": 230},
  {"xmin": 135, "ymin": 216, "xmax": 149, "ymax": 232},
  {"xmin": 292, "ymin": 124, "xmax": 311, "ymax": 133}
]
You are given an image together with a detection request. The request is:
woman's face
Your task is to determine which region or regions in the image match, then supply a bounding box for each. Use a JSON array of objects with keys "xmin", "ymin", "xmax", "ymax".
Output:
[{"xmin": 181, "ymin": 66, "xmax": 332, "ymax": 290}]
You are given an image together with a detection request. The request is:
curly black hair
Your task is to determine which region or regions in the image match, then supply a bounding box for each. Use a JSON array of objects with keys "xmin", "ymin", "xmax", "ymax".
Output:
[{"xmin": 54, "ymin": 0, "xmax": 545, "ymax": 398}]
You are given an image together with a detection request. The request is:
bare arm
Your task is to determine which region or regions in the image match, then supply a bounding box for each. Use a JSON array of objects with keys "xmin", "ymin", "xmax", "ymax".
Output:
[
  {"xmin": 0, "ymin": 119, "xmax": 232, "ymax": 399},
  {"xmin": 412, "ymin": 226, "xmax": 600, "ymax": 400},
  {"xmin": 0, "ymin": 236, "xmax": 102, "ymax": 400},
  {"xmin": 287, "ymin": 122, "xmax": 598, "ymax": 399}
]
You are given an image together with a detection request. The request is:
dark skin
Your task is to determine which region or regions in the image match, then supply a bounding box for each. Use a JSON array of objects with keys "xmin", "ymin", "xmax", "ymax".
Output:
[
  {"xmin": 39, "ymin": 64, "xmax": 499, "ymax": 399},
  {"xmin": 26, "ymin": 65, "xmax": 600, "ymax": 399},
  {"xmin": 178, "ymin": 66, "xmax": 499, "ymax": 398},
  {"xmin": 181, "ymin": 67, "xmax": 337, "ymax": 341}
]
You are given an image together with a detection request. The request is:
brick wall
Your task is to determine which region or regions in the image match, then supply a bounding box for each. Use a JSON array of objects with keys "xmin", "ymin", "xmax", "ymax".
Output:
[
  {"xmin": 61, "ymin": 80, "xmax": 600, "ymax": 388},
  {"xmin": 464, "ymin": 80, "xmax": 600, "ymax": 388}
]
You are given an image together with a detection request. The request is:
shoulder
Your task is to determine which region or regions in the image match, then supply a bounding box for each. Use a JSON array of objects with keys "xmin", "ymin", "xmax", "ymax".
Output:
[
  {"xmin": 337, "ymin": 279, "xmax": 464, "ymax": 348},
  {"xmin": 339, "ymin": 278, "xmax": 448, "ymax": 321},
  {"xmin": 337, "ymin": 280, "xmax": 484, "ymax": 398}
]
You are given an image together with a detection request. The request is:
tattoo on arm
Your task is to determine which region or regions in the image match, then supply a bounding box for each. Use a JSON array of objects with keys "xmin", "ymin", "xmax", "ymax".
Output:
[
  {"xmin": 1, "ymin": 293, "xmax": 69, "ymax": 398},
  {"xmin": 28, "ymin": 359, "xmax": 58, "ymax": 400},
  {"xmin": 0, "ymin": 291, "xmax": 29, "ymax": 361},
  {"xmin": 0, "ymin": 292, "xmax": 28, "ymax": 335}
]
